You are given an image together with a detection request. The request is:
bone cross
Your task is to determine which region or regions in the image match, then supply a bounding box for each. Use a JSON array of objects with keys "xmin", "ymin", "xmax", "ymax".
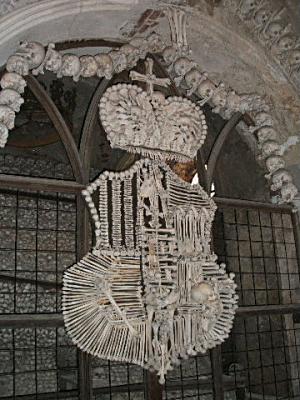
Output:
[{"xmin": 129, "ymin": 58, "xmax": 171, "ymax": 96}]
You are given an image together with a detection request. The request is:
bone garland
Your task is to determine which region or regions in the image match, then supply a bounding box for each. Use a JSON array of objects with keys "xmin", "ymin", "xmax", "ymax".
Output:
[
  {"xmin": 227, "ymin": 0, "xmax": 300, "ymax": 90},
  {"xmin": 1, "ymin": 9, "xmax": 297, "ymax": 199},
  {"xmin": 162, "ymin": 52, "xmax": 297, "ymax": 203}
]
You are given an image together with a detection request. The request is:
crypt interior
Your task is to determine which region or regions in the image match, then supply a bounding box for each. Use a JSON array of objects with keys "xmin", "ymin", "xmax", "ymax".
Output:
[{"xmin": 1, "ymin": 1, "xmax": 300, "ymax": 399}]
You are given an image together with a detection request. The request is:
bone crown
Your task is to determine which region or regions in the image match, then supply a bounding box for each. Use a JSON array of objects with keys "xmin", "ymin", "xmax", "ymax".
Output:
[{"xmin": 99, "ymin": 58, "xmax": 207, "ymax": 161}]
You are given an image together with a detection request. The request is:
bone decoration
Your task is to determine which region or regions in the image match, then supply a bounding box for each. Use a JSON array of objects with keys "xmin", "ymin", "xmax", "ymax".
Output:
[
  {"xmin": 63, "ymin": 159, "xmax": 238, "ymax": 384},
  {"xmin": 0, "ymin": 7, "xmax": 297, "ymax": 201},
  {"xmin": 99, "ymin": 58, "xmax": 207, "ymax": 162},
  {"xmin": 226, "ymin": 0, "xmax": 300, "ymax": 92}
]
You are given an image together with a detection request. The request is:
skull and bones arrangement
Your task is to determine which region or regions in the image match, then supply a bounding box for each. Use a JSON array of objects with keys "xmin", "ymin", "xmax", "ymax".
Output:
[{"xmin": 62, "ymin": 59, "xmax": 238, "ymax": 383}]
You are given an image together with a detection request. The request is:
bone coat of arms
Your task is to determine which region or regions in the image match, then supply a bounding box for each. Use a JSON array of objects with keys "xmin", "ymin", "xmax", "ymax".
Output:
[{"xmin": 62, "ymin": 58, "xmax": 238, "ymax": 384}]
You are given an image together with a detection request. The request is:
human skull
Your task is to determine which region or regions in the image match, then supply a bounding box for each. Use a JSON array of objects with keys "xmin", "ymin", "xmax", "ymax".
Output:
[
  {"xmin": 109, "ymin": 50, "xmax": 127, "ymax": 74},
  {"xmin": 0, "ymin": 89, "xmax": 24, "ymax": 112},
  {"xmin": 185, "ymin": 68, "xmax": 202, "ymax": 89},
  {"xmin": 6, "ymin": 55, "xmax": 30, "ymax": 76},
  {"xmin": 146, "ymin": 32, "xmax": 165, "ymax": 53},
  {"xmin": 289, "ymin": 49, "xmax": 300, "ymax": 67},
  {"xmin": 260, "ymin": 140, "xmax": 280, "ymax": 158},
  {"xmin": 197, "ymin": 79, "xmax": 216, "ymax": 100},
  {"xmin": 277, "ymin": 35, "xmax": 295, "ymax": 52},
  {"xmin": 0, "ymin": 105, "xmax": 15, "ymax": 130},
  {"xmin": 239, "ymin": 0, "xmax": 258, "ymax": 18},
  {"xmin": 174, "ymin": 57, "xmax": 193, "ymax": 78},
  {"xmin": 95, "ymin": 53, "xmax": 113, "ymax": 79},
  {"xmin": 162, "ymin": 46, "xmax": 177, "ymax": 66},
  {"xmin": 151, "ymin": 91, "xmax": 166, "ymax": 109},
  {"xmin": 130, "ymin": 37, "xmax": 147, "ymax": 59},
  {"xmin": 1, "ymin": 72, "xmax": 26, "ymax": 94},
  {"xmin": 256, "ymin": 126, "xmax": 278, "ymax": 143},
  {"xmin": 271, "ymin": 168, "xmax": 293, "ymax": 191},
  {"xmin": 254, "ymin": 111, "xmax": 273, "ymax": 128},
  {"xmin": 16, "ymin": 41, "xmax": 45, "ymax": 69},
  {"xmin": 120, "ymin": 44, "xmax": 140, "ymax": 69},
  {"xmin": 0, "ymin": 122, "xmax": 9, "ymax": 148},
  {"xmin": 44, "ymin": 44, "xmax": 62, "ymax": 73},
  {"xmin": 265, "ymin": 155, "xmax": 285, "ymax": 175},
  {"xmin": 226, "ymin": 90, "xmax": 241, "ymax": 112},
  {"xmin": 212, "ymin": 85, "xmax": 228, "ymax": 109},
  {"xmin": 280, "ymin": 182, "xmax": 298, "ymax": 203},
  {"xmin": 265, "ymin": 22, "xmax": 283, "ymax": 40},
  {"xmin": 59, "ymin": 54, "xmax": 81, "ymax": 81},
  {"xmin": 79, "ymin": 55, "xmax": 98, "ymax": 78},
  {"xmin": 191, "ymin": 282, "xmax": 215, "ymax": 303},
  {"xmin": 254, "ymin": 8, "xmax": 271, "ymax": 27}
]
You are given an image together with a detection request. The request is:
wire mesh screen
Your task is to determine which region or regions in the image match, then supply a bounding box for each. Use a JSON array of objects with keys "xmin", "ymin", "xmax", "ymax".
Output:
[
  {"xmin": 92, "ymin": 357, "xmax": 147, "ymax": 399},
  {"xmin": 213, "ymin": 207, "xmax": 299, "ymax": 306},
  {"xmin": 0, "ymin": 326, "xmax": 79, "ymax": 399},
  {"xmin": 222, "ymin": 313, "xmax": 300, "ymax": 399},
  {"xmin": 0, "ymin": 189, "xmax": 77, "ymax": 315},
  {"xmin": 1, "ymin": 189, "xmax": 300, "ymax": 399},
  {"xmin": 214, "ymin": 205, "xmax": 300, "ymax": 400},
  {"xmin": 0, "ymin": 188, "xmax": 79, "ymax": 399},
  {"xmin": 163, "ymin": 353, "xmax": 213, "ymax": 400}
]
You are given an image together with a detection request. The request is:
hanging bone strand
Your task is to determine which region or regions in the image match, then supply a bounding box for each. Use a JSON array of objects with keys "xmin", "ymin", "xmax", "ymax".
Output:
[
  {"xmin": 129, "ymin": 58, "xmax": 171, "ymax": 96},
  {"xmin": 111, "ymin": 179, "xmax": 122, "ymax": 250},
  {"xmin": 166, "ymin": 7, "xmax": 189, "ymax": 52}
]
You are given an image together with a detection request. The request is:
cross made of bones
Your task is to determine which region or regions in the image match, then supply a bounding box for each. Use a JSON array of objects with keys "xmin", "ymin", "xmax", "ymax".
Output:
[{"xmin": 129, "ymin": 58, "xmax": 171, "ymax": 96}]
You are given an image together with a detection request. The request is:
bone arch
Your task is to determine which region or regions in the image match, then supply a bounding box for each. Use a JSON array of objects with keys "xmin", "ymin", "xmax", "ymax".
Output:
[{"xmin": 0, "ymin": 21, "xmax": 297, "ymax": 203}]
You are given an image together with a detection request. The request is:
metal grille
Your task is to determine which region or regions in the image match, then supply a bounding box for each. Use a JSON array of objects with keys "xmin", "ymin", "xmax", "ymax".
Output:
[
  {"xmin": 1, "ymin": 190, "xmax": 300, "ymax": 399},
  {"xmin": 215, "ymin": 204, "xmax": 300, "ymax": 400},
  {"xmin": 92, "ymin": 358, "xmax": 148, "ymax": 399},
  {"xmin": 0, "ymin": 189, "xmax": 76, "ymax": 315},
  {"xmin": 213, "ymin": 207, "xmax": 298, "ymax": 307},
  {"xmin": 223, "ymin": 312, "xmax": 300, "ymax": 399},
  {"xmin": 163, "ymin": 354, "xmax": 213, "ymax": 399},
  {"xmin": 0, "ymin": 326, "xmax": 79, "ymax": 399}
]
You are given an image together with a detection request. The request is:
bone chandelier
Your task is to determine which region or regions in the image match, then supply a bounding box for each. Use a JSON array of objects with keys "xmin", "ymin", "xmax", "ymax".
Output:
[{"xmin": 62, "ymin": 53, "xmax": 238, "ymax": 383}]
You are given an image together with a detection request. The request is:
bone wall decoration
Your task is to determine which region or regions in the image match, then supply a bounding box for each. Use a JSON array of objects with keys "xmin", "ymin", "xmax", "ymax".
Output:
[
  {"xmin": 0, "ymin": 7, "xmax": 297, "ymax": 203},
  {"xmin": 62, "ymin": 53, "xmax": 238, "ymax": 383},
  {"xmin": 0, "ymin": 4, "xmax": 296, "ymax": 383}
]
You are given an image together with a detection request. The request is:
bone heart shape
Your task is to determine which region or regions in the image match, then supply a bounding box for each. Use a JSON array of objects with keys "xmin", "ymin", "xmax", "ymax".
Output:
[{"xmin": 99, "ymin": 83, "xmax": 207, "ymax": 161}]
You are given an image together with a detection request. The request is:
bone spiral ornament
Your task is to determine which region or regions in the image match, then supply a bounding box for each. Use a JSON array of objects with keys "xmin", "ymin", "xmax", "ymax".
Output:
[{"xmin": 62, "ymin": 59, "xmax": 238, "ymax": 384}]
